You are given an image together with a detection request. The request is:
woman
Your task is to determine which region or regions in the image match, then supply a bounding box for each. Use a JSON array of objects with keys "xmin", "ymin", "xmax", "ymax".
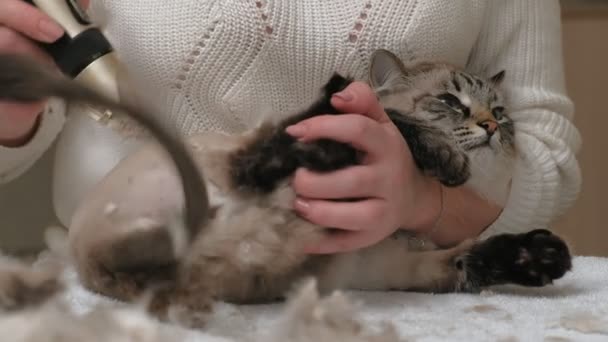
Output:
[{"xmin": 0, "ymin": 0, "xmax": 581, "ymax": 254}]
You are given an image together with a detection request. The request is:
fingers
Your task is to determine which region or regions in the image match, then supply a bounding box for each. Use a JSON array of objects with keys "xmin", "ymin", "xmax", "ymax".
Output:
[
  {"xmin": 0, "ymin": 27, "xmax": 50, "ymax": 142},
  {"xmin": 285, "ymin": 80, "xmax": 392, "ymax": 157},
  {"xmin": 0, "ymin": 0, "xmax": 59, "ymax": 126},
  {"xmin": 0, "ymin": 27, "xmax": 53, "ymax": 63},
  {"xmin": 0, "ymin": 0, "xmax": 64, "ymax": 43},
  {"xmin": 286, "ymin": 114, "xmax": 386, "ymax": 156},
  {"xmin": 331, "ymin": 81, "xmax": 390, "ymax": 123},
  {"xmin": 0, "ymin": 101, "xmax": 46, "ymax": 116},
  {"xmin": 292, "ymin": 166, "xmax": 379, "ymax": 200},
  {"xmin": 294, "ymin": 197, "xmax": 386, "ymax": 232},
  {"xmin": 79, "ymin": 0, "xmax": 91, "ymax": 9}
]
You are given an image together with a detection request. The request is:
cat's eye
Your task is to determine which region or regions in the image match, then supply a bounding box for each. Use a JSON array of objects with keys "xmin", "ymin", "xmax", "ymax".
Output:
[
  {"xmin": 437, "ymin": 93, "xmax": 469, "ymax": 116},
  {"xmin": 437, "ymin": 93, "xmax": 462, "ymax": 108},
  {"xmin": 492, "ymin": 106, "xmax": 505, "ymax": 120}
]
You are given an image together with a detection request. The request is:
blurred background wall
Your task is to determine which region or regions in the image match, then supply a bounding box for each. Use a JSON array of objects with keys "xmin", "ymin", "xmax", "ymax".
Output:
[
  {"xmin": 0, "ymin": 1, "xmax": 607, "ymax": 256},
  {"xmin": 553, "ymin": 0, "xmax": 608, "ymax": 256},
  {"xmin": 0, "ymin": 143, "xmax": 58, "ymax": 254}
]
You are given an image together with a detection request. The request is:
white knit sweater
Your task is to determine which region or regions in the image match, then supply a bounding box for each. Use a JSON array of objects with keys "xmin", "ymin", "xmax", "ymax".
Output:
[{"xmin": 0, "ymin": 0, "xmax": 581, "ymax": 238}]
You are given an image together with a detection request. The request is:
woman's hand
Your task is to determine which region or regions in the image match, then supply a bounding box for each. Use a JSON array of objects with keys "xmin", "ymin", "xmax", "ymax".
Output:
[
  {"xmin": 0, "ymin": 0, "xmax": 67, "ymax": 146},
  {"xmin": 286, "ymin": 81, "xmax": 443, "ymax": 254}
]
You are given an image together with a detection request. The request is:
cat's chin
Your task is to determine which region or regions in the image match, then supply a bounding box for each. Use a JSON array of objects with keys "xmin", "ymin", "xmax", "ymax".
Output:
[
  {"xmin": 466, "ymin": 142, "xmax": 491, "ymax": 151},
  {"xmin": 489, "ymin": 135, "xmax": 508, "ymax": 152},
  {"xmin": 465, "ymin": 146, "xmax": 515, "ymax": 207},
  {"xmin": 467, "ymin": 135, "xmax": 509, "ymax": 153},
  {"xmin": 463, "ymin": 140, "xmax": 493, "ymax": 152}
]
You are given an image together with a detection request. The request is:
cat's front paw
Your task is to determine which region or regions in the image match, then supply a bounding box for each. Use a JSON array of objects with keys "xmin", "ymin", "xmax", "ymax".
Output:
[
  {"xmin": 295, "ymin": 139, "xmax": 359, "ymax": 172},
  {"xmin": 463, "ymin": 229, "xmax": 572, "ymax": 288},
  {"xmin": 509, "ymin": 229, "xmax": 573, "ymax": 286},
  {"xmin": 435, "ymin": 149, "xmax": 470, "ymax": 187}
]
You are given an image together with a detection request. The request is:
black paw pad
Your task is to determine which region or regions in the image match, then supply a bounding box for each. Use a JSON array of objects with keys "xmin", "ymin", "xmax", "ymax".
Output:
[
  {"xmin": 465, "ymin": 229, "xmax": 572, "ymax": 288},
  {"xmin": 515, "ymin": 229, "xmax": 572, "ymax": 286}
]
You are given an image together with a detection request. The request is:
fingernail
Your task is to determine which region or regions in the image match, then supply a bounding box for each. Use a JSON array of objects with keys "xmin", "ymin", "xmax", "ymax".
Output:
[
  {"xmin": 294, "ymin": 198, "xmax": 310, "ymax": 211},
  {"xmin": 38, "ymin": 18, "xmax": 64, "ymax": 42},
  {"xmin": 286, "ymin": 124, "xmax": 306, "ymax": 138},
  {"xmin": 333, "ymin": 90, "xmax": 353, "ymax": 102}
]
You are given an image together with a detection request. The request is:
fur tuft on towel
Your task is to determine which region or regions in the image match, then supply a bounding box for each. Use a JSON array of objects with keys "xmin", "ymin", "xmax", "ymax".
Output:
[{"xmin": 0, "ymin": 227, "xmax": 607, "ymax": 342}]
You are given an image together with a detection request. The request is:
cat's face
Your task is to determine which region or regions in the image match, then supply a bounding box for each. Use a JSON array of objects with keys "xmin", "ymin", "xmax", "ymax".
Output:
[
  {"xmin": 368, "ymin": 50, "xmax": 515, "ymax": 157},
  {"xmin": 368, "ymin": 49, "xmax": 516, "ymax": 205},
  {"xmin": 420, "ymin": 70, "xmax": 514, "ymax": 153}
]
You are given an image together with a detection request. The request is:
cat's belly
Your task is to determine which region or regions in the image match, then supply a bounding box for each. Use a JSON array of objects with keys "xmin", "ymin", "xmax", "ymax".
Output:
[
  {"xmin": 68, "ymin": 129, "xmax": 426, "ymax": 304},
  {"xmin": 181, "ymin": 178, "xmax": 331, "ymax": 302}
]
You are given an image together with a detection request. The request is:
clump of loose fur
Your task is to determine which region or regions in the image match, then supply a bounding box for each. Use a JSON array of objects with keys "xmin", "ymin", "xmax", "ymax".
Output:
[
  {"xmin": 0, "ymin": 255, "xmax": 62, "ymax": 312},
  {"xmin": 267, "ymin": 279, "xmax": 402, "ymax": 342},
  {"xmin": 0, "ymin": 237, "xmax": 401, "ymax": 342},
  {"xmin": 0, "ymin": 226, "xmax": 69, "ymax": 313}
]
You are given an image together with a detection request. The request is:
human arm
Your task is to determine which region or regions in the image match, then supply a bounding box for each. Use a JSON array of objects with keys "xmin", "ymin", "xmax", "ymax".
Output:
[
  {"xmin": 0, "ymin": 0, "xmax": 67, "ymax": 183},
  {"xmin": 289, "ymin": 0, "xmax": 581, "ymax": 254},
  {"xmin": 467, "ymin": 0, "xmax": 581, "ymax": 240},
  {"xmin": 0, "ymin": 100, "xmax": 66, "ymax": 184}
]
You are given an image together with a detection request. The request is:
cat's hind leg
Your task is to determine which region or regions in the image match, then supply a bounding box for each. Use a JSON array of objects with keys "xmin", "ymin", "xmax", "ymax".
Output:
[
  {"xmin": 334, "ymin": 229, "xmax": 572, "ymax": 294},
  {"xmin": 70, "ymin": 224, "xmax": 180, "ymax": 302},
  {"xmin": 229, "ymin": 74, "xmax": 361, "ymax": 194},
  {"xmin": 229, "ymin": 123, "xmax": 360, "ymax": 194},
  {"xmin": 322, "ymin": 234, "xmax": 473, "ymax": 293}
]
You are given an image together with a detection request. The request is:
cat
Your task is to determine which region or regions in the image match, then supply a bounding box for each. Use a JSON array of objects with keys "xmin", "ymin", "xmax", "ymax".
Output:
[{"xmin": 0, "ymin": 49, "xmax": 572, "ymax": 330}]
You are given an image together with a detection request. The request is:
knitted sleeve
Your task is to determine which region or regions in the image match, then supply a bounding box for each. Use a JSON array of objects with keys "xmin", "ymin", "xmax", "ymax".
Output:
[
  {"xmin": 0, "ymin": 99, "xmax": 66, "ymax": 184},
  {"xmin": 467, "ymin": 0, "xmax": 582, "ymax": 239}
]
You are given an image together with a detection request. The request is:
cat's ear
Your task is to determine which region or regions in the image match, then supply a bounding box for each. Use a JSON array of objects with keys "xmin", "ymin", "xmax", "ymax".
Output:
[
  {"xmin": 489, "ymin": 70, "xmax": 506, "ymax": 86},
  {"xmin": 369, "ymin": 49, "xmax": 408, "ymax": 92}
]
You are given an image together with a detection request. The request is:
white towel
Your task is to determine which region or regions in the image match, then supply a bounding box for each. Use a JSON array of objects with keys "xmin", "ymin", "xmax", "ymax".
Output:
[
  {"xmin": 1, "ymin": 255, "xmax": 605, "ymax": 341},
  {"xmin": 39, "ymin": 256, "xmax": 605, "ymax": 342}
]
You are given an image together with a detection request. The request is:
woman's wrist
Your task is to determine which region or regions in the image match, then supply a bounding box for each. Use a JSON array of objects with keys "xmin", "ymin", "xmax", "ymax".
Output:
[
  {"xmin": 0, "ymin": 101, "xmax": 45, "ymax": 147},
  {"xmin": 399, "ymin": 175, "xmax": 504, "ymax": 247},
  {"xmin": 399, "ymin": 175, "xmax": 444, "ymax": 235},
  {"xmin": 0, "ymin": 112, "xmax": 42, "ymax": 147}
]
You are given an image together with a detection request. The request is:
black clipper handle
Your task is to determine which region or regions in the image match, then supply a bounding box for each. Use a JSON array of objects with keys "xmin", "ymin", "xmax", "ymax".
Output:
[{"xmin": 24, "ymin": 0, "xmax": 113, "ymax": 78}]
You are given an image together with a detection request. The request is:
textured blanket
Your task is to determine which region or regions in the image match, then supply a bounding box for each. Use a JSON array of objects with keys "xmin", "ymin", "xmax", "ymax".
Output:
[{"xmin": 3, "ymin": 255, "xmax": 606, "ymax": 342}]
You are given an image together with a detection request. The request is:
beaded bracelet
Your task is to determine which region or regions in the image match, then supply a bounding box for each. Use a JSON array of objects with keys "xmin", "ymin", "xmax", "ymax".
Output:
[{"xmin": 426, "ymin": 182, "xmax": 445, "ymax": 239}]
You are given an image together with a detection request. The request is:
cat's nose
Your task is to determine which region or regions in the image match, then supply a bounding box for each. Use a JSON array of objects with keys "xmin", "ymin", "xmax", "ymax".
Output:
[{"xmin": 478, "ymin": 120, "xmax": 498, "ymax": 136}]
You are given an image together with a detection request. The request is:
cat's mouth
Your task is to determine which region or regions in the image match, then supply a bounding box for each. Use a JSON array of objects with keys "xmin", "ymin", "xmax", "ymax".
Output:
[
  {"xmin": 462, "ymin": 135, "xmax": 498, "ymax": 151},
  {"xmin": 464, "ymin": 141, "xmax": 489, "ymax": 151}
]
